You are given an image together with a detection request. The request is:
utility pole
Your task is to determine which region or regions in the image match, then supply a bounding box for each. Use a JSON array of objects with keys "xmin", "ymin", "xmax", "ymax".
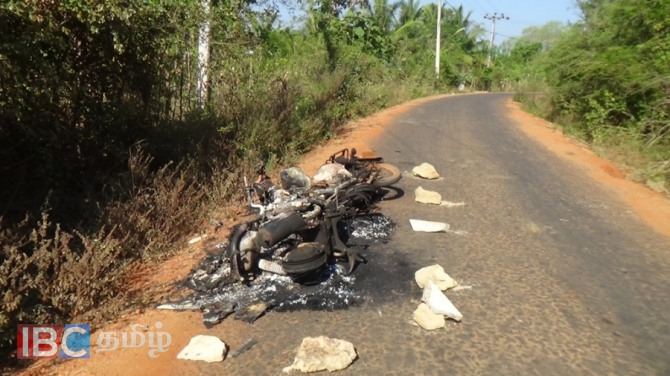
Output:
[
  {"xmin": 435, "ymin": 0, "xmax": 442, "ymax": 76},
  {"xmin": 484, "ymin": 12, "xmax": 509, "ymax": 68}
]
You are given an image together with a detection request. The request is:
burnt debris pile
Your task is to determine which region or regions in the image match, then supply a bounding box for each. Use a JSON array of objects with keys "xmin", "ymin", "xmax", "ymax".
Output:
[{"xmin": 158, "ymin": 215, "xmax": 396, "ymax": 327}]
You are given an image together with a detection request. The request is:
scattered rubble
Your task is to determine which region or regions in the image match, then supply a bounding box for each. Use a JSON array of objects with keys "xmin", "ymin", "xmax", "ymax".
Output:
[
  {"xmin": 422, "ymin": 281, "xmax": 462, "ymax": 322},
  {"xmin": 414, "ymin": 187, "xmax": 442, "ymax": 205},
  {"xmin": 409, "ymin": 219, "xmax": 450, "ymax": 233},
  {"xmin": 412, "ymin": 163, "xmax": 440, "ymax": 179},
  {"xmin": 177, "ymin": 335, "xmax": 228, "ymax": 363},
  {"xmin": 413, "ymin": 303, "xmax": 446, "ymax": 330},
  {"xmin": 283, "ymin": 336, "xmax": 357, "ymax": 373},
  {"xmin": 415, "ymin": 264, "xmax": 457, "ymax": 291},
  {"xmin": 202, "ymin": 301, "xmax": 237, "ymax": 327},
  {"xmin": 233, "ymin": 301, "xmax": 274, "ymax": 323},
  {"xmin": 451, "ymin": 285, "xmax": 473, "ymax": 292}
]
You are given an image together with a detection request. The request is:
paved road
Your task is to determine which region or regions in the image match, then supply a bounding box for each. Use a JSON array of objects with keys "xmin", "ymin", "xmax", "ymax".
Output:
[{"xmin": 205, "ymin": 93, "xmax": 670, "ymax": 375}]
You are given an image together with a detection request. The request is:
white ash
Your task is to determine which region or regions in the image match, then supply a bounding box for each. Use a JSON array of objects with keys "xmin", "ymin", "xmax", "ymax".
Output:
[{"xmin": 347, "ymin": 215, "xmax": 395, "ymax": 243}]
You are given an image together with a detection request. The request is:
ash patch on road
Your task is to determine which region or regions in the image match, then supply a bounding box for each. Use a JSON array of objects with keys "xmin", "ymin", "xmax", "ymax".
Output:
[
  {"xmin": 345, "ymin": 214, "xmax": 396, "ymax": 245},
  {"xmin": 159, "ymin": 215, "xmax": 410, "ymax": 327},
  {"xmin": 164, "ymin": 259, "xmax": 363, "ymax": 326}
]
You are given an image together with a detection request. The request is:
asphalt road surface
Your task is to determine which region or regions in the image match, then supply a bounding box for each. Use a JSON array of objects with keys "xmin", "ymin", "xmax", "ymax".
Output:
[{"xmin": 203, "ymin": 93, "xmax": 670, "ymax": 375}]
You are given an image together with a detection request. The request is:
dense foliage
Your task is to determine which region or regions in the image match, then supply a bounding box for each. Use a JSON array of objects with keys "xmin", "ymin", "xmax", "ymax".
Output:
[
  {"xmin": 0, "ymin": 0, "xmax": 494, "ymax": 363},
  {"xmin": 505, "ymin": 0, "xmax": 670, "ymax": 187}
]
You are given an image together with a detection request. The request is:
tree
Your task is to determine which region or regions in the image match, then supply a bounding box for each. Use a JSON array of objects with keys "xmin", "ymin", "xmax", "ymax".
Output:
[
  {"xmin": 504, "ymin": 21, "xmax": 568, "ymax": 51},
  {"xmin": 362, "ymin": 0, "xmax": 401, "ymax": 34},
  {"xmin": 397, "ymin": 0, "xmax": 422, "ymax": 28}
]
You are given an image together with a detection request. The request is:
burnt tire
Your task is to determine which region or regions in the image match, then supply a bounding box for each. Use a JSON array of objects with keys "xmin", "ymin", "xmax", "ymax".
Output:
[
  {"xmin": 282, "ymin": 242, "xmax": 328, "ymax": 285},
  {"xmin": 371, "ymin": 162, "xmax": 402, "ymax": 188},
  {"xmin": 227, "ymin": 224, "xmax": 249, "ymax": 280}
]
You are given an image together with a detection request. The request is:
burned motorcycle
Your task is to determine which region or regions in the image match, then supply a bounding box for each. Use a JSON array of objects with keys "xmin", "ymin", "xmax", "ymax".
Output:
[{"xmin": 227, "ymin": 148, "xmax": 401, "ymax": 284}]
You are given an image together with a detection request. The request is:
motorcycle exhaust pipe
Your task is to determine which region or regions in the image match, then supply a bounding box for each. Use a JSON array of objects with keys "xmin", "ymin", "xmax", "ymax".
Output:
[{"xmin": 255, "ymin": 212, "xmax": 308, "ymax": 249}]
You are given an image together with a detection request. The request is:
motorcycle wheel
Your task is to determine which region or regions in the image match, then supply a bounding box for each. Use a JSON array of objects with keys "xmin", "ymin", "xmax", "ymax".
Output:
[
  {"xmin": 371, "ymin": 162, "xmax": 402, "ymax": 188},
  {"xmin": 226, "ymin": 225, "xmax": 244, "ymax": 280}
]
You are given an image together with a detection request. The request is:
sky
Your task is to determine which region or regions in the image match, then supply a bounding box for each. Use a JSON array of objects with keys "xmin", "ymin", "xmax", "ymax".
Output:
[{"xmin": 429, "ymin": 0, "xmax": 582, "ymax": 44}]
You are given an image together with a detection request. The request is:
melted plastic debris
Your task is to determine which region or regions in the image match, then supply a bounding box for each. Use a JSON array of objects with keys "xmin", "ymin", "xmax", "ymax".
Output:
[
  {"xmin": 159, "ymin": 215, "xmax": 395, "ymax": 327},
  {"xmin": 231, "ymin": 339, "xmax": 257, "ymax": 358}
]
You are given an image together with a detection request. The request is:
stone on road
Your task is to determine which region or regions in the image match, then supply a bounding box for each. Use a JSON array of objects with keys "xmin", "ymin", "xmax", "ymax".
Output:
[
  {"xmin": 177, "ymin": 335, "xmax": 228, "ymax": 363},
  {"xmin": 283, "ymin": 336, "xmax": 357, "ymax": 373},
  {"xmin": 412, "ymin": 163, "xmax": 440, "ymax": 179},
  {"xmin": 409, "ymin": 219, "xmax": 450, "ymax": 232},
  {"xmin": 422, "ymin": 281, "xmax": 463, "ymax": 322},
  {"xmin": 415, "ymin": 264, "xmax": 458, "ymax": 290},
  {"xmin": 415, "ymin": 186, "xmax": 443, "ymax": 205},
  {"xmin": 413, "ymin": 303, "xmax": 446, "ymax": 330}
]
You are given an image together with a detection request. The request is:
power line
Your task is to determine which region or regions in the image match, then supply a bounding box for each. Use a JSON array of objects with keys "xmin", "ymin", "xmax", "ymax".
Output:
[
  {"xmin": 469, "ymin": 0, "xmax": 494, "ymax": 16},
  {"xmin": 482, "ymin": 0, "xmax": 499, "ymax": 14},
  {"xmin": 481, "ymin": 29, "xmax": 517, "ymax": 41}
]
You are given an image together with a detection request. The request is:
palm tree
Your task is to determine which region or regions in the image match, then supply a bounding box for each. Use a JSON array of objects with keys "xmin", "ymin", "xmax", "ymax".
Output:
[
  {"xmin": 393, "ymin": 0, "xmax": 423, "ymax": 40},
  {"xmin": 442, "ymin": 5, "xmax": 481, "ymax": 51},
  {"xmin": 397, "ymin": 0, "xmax": 422, "ymax": 27},
  {"xmin": 363, "ymin": 0, "xmax": 402, "ymax": 34},
  {"xmin": 418, "ymin": 2, "xmax": 439, "ymax": 27}
]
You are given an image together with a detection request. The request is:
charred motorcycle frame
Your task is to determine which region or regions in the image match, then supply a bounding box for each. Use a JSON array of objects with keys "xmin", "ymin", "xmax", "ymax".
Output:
[{"xmin": 226, "ymin": 148, "xmax": 401, "ymax": 284}]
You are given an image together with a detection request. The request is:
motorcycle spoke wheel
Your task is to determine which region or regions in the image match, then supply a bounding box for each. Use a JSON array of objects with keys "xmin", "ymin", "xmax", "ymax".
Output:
[{"xmin": 372, "ymin": 163, "xmax": 402, "ymax": 188}]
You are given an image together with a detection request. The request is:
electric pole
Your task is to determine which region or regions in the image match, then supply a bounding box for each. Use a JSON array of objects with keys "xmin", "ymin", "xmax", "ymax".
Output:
[
  {"xmin": 435, "ymin": 0, "xmax": 442, "ymax": 76},
  {"xmin": 484, "ymin": 12, "xmax": 509, "ymax": 68}
]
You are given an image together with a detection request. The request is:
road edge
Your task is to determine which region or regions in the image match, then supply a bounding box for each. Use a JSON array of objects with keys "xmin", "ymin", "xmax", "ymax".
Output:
[{"xmin": 505, "ymin": 99, "xmax": 670, "ymax": 239}]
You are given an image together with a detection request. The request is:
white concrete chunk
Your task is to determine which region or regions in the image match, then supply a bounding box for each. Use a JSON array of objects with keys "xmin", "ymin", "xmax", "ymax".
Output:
[
  {"xmin": 412, "ymin": 163, "xmax": 440, "ymax": 179},
  {"xmin": 421, "ymin": 281, "xmax": 463, "ymax": 322},
  {"xmin": 177, "ymin": 335, "xmax": 228, "ymax": 363},
  {"xmin": 415, "ymin": 187, "xmax": 442, "ymax": 205},
  {"xmin": 283, "ymin": 336, "xmax": 357, "ymax": 373},
  {"xmin": 409, "ymin": 219, "xmax": 450, "ymax": 233},
  {"xmin": 415, "ymin": 264, "xmax": 458, "ymax": 291},
  {"xmin": 413, "ymin": 303, "xmax": 446, "ymax": 330}
]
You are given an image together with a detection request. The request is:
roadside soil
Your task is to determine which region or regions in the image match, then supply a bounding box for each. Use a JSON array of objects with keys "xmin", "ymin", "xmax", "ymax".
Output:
[
  {"xmin": 505, "ymin": 100, "xmax": 670, "ymax": 238},
  {"xmin": 21, "ymin": 94, "xmax": 670, "ymax": 375}
]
